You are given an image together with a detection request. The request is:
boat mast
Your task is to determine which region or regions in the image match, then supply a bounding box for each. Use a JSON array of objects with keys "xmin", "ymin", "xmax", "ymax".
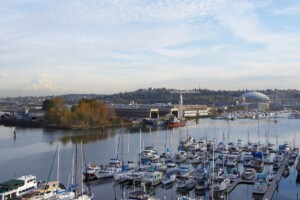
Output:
[
  {"xmin": 139, "ymin": 129, "xmax": 142, "ymax": 167},
  {"xmin": 71, "ymin": 152, "xmax": 75, "ymax": 186},
  {"xmin": 81, "ymin": 141, "xmax": 84, "ymax": 194},
  {"xmin": 258, "ymin": 117, "xmax": 260, "ymax": 144},
  {"xmin": 57, "ymin": 141, "xmax": 60, "ymax": 191},
  {"xmin": 121, "ymin": 120, "xmax": 124, "ymax": 169},
  {"xmin": 74, "ymin": 141, "xmax": 78, "ymax": 186},
  {"xmin": 212, "ymin": 140, "xmax": 214, "ymax": 200}
]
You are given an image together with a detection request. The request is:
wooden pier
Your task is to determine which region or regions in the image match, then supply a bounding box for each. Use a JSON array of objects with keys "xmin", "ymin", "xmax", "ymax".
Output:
[
  {"xmin": 262, "ymin": 151, "xmax": 292, "ymax": 200},
  {"xmin": 226, "ymin": 176, "xmax": 254, "ymax": 193}
]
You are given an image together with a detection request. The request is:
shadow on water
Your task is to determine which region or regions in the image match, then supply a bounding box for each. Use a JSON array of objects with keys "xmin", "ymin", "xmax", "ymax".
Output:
[
  {"xmin": 44, "ymin": 124, "xmax": 170, "ymax": 146},
  {"xmin": 296, "ymin": 171, "xmax": 300, "ymax": 186},
  {"xmin": 85, "ymin": 177, "xmax": 115, "ymax": 186},
  {"xmin": 252, "ymin": 193, "xmax": 264, "ymax": 200},
  {"xmin": 43, "ymin": 128, "xmax": 118, "ymax": 145}
]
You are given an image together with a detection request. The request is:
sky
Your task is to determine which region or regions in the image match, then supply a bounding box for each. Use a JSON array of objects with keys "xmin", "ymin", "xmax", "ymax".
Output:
[{"xmin": 1, "ymin": 0, "xmax": 300, "ymax": 97}]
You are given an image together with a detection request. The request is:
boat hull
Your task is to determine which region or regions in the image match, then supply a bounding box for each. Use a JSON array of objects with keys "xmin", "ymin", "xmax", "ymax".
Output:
[{"xmin": 167, "ymin": 122, "xmax": 186, "ymax": 127}]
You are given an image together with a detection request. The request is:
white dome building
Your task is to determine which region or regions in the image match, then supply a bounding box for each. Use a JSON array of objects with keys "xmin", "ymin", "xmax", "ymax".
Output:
[
  {"xmin": 240, "ymin": 91, "xmax": 271, "ymax": 103},
  {"xmin": 239, "ymin": 91, "xmax": 271, "ymax": 110}
]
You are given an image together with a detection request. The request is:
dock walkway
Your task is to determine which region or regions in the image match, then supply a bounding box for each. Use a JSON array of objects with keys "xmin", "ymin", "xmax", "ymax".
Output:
[
  {"xmin": 262, "ymin": 150, "xmax": 292, "ymax": 200},
  {"xmin": 226, "ymin": 176, "xmax": 254, "ymax": 193}
]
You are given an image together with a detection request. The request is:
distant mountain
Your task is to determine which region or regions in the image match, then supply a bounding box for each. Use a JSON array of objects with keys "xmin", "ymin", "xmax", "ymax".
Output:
[
  {"xmin": 23, "ymin": 78, "xmax": 67, "ymax": 92},
  {"xmin": 14, "ymin": 78, "xmax": 69, "ymax": 96}
]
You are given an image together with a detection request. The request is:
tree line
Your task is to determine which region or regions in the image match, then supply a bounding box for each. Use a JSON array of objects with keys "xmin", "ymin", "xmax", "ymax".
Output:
[{"xmin": 43, "ymin": 97, "xmax": 116, "ymax": 128}]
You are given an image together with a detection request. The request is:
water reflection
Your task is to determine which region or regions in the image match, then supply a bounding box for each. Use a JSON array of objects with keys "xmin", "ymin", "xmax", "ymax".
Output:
[
  {"xmin": 296, "ymin": 172, "xmax": 300, "ymax": 186},
  {"xmin": 252, "ymin": 193, "xmax": 264, "ymax": 200},
  {"xmin": 48, "ymin": 125, "xmax": 172, "ymax": 146},
  {"xmin": 59, "ymin": 130, "xmax": 115, "ymax": 145},
  {"xmin": 44, "ymin": 128, "xmax": 118, "ymax": 145},
  {"xmin": 1, "ymin": 117, "xmax": 300, "ymax": 200}
]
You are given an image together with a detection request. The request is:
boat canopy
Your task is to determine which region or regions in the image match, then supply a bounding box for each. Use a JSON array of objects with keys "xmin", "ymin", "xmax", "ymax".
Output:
[{"xmin": 0, "ymin": 179, "xmax": 24, "ymax": 193}]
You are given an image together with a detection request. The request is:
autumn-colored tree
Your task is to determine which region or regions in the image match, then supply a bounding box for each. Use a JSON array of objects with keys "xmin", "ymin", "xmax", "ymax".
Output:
[
  {"xmin": 44, "ymin": 97, "xmax": 70, "ymax": 126},
  {"xmin": 43, "ymin": 97, "xmax": 116, "ymax": 128}
]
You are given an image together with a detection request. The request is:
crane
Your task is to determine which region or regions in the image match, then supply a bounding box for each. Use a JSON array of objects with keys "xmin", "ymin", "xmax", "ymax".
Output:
[{"xmin": 170, "ymin": 89, "xmax": 201, "ymax": 119}]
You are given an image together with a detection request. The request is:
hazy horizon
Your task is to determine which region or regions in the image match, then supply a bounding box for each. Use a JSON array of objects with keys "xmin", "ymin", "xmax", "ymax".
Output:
[{"xmin": 1, "ymin": 0, "xmax": 300, "ymax": 97}]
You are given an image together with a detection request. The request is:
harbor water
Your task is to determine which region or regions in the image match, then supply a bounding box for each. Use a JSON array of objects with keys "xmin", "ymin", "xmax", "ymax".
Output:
[{"xmin": 0, "ymin": 115, "xmax": 300, "ymax": 200}]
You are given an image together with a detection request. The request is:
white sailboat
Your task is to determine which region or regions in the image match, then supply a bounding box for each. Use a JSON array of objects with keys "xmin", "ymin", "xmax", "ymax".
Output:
[{"xmin": 73, "ymin": 142, "xmax": 94, "ymax": 200}]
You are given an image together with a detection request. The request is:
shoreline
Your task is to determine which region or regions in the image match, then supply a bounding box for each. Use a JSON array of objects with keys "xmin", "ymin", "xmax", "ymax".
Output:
[{"xmin": 0, "ymin": 119, "xmax": 133, "ymax": 130}]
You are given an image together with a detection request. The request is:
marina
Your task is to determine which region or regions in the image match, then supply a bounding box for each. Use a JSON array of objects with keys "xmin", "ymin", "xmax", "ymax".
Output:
[{"xmin": 0, "ymin": 114, "xmax": 300, "ymax": 200}]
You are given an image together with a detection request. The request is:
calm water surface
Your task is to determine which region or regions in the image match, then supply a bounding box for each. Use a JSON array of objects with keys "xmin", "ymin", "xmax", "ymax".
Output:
[{"xmin": 0, "ymin": 116, "xmax": 300, "ymax": 200}]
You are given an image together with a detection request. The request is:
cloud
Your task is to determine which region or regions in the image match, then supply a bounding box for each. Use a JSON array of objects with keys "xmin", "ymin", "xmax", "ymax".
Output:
[
  {"xmin": 271, "ymin": 5, "xmax": 300, "ymax": 15},
  {"xmin": 212, "ymin": 0, "xmax": 300, "ymax": 54},
  {"xmin": 0, "ymin": 0, "xmax": 300, "ymax": 96}
]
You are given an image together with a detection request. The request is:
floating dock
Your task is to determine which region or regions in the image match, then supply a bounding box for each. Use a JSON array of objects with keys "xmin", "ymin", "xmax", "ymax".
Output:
[
  {"xmin": 263, "ymin": 151, "xmax": 292, "ymax": 200},
  {"xmin": 209, "ymin": 149, "xmax": 295, "ymax": 200}
]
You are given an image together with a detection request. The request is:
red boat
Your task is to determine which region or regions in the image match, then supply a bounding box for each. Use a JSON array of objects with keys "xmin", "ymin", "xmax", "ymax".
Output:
[{"xmin": 167, "ymin": 121, "xmax": 186, "ymax": 127}]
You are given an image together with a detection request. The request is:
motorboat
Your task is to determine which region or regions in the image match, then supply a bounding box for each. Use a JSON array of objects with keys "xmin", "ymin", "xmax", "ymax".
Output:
[
  {"xmin": 167, "ymin": 116, "xmax": 186, "ymax": 128},
  {"xmin": 140, "ymin": 146, "xmax": 158, "ymax": 160},
  {"xmin": 212, "ymin": 176, "xmax": 230, "ymax": 192},
  {"xmin": 227, "ymin": 167, "xmax": 240, "ymax": 179},
  {"xmin": 147, "ymin": 162, "xmax": 167, "ymax": 172},
  {"xmin": 195, "ymin": 177, "xmax": 210, "ymax": 191},
  {"xmin": 283, "ymin": 167, "xmax": 290, "ymax": 178},
  {"xmin": 83, "ymin": 164, "xmax": 101, "ymax": 180},
  {"xmin": 192, "ymin": 164, "xmax": 208, "ymax": 180},
  {"xmin": 0, "ymin": 175, "xmax": 37, "ymax": 200},
  {"xmin": 177, "ymin": 178, "xmax": 196, "ymax": 190},
  {"xmin": 95, "ymin": 165, "xmax": 122, "ymax": 179},
  {"xmin": 273, "ymin": 152, "xmax": 284, "ymax": 163},
  {"xmin": 114, "ymin": 170, "xmax": 132, "ymax": 183},
  {"xmin": 262, "ymin": 147, "xmax": 269, "ymax": 155},
  {"xmin": 231, "ymin": 151, "xmax": 241, "ymax": 162},
  {"xmin": 226, "ymin": 154, "xmax": 238, "ymax": 167},
  {"xmin": 273, "ymin": 161, "xmax": 281, "ymax": 170},
  {"xmin": 187, "ymin": 154, "xmax": 201, "ymax": 164},
  {"xmin": 266, "ymin": 171, "xmax": 274, "ymax": 182},
  {"xmin": 243, "ymin": 152, "xmax": 253, "ymax": 161},
  {"xmin": 178, "ymin": 164, "xmax": 194, "ymax": 177},
  {"xmin": 209, "ymin": 166, "xmax": 224, "ymax": 179},
  {"xmin": 166, "ymin": 163, "xmax": 179, "ymax": 174},
  {"xmin": 114, "ymin": 163, "xmax": 135, "ymax": 182},
  {"xmin": 128, "ymin": 191, "xmax": 149, "ymax": 200},
  {"xmin": 174, "ymin": 151, "xmax": 187, "ymax": 163},
  {"xmin": 215, "ymin": 154, "xmax": 226, "ymax": 165},
  {"xmin": 144, "ymin": 171, "xmax": 163, "ymax": 186},
  {"xmin": 162, "ymin": 173, "xmax": 177, "ymax": 185},
  {"xmin": 253, "ymin": 174, "xmax": 268, "ymax": 194},
  {"xmin": 22, "ymin": 181, "xmax": 65, "ymax": 200},
  {"xmin": 251, "ymin": 157, "xmax": 264, "ymax": 172},
  {"xmin": 236, "ymin": 139, "xmax": 244, "ymax": 149},
  {"xmin": 177, "ymin": 196, "xmax": 195, "ymax": 200},
  {"xmin": 180, "ymin": 137, "xmax": 194, "ymax": 148},
  {"xmin": 288, "ymin": 159, "xmax": 295, "ymax": 165},
  {"xmin": 189, "ymin": 143, "xmax": 200, "ymax": 151},
  {"xmin": 243, "ymin": 168, "xmax": 256, "ymax": 180},
  {"xmin": 126, "ymin": 171, "xmax": 145, "ymax": 183},
  {"xmin": 109, "ymin": 158, "xmax": 122, "ymax": 167},
  {"xmin": 243, "ymin": 159, "xmax": 253, "ymax": 167}
]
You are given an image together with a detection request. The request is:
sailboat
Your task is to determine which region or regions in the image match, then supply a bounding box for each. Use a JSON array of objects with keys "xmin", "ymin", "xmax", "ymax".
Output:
[
  {"xmin": 114, "ymin": 127, "xmax": 134, "ymax": 183},
  {"xmin": 22, "ymin": 142, "xmax": 70, "ymax": 200},
  {"xmin": 73, "ymin": 142, "xmax": 94, "ymax": 200},
  {"xmin": 55, "ymin": 143, "xmax": 76, "ymax": 200}
]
